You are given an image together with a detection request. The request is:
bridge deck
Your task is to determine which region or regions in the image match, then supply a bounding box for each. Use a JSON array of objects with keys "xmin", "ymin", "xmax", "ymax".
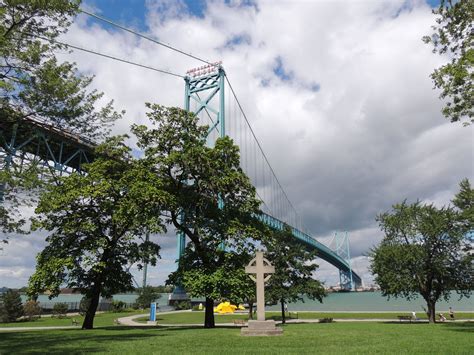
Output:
[
  {"xmin": 0, "ymin": 116, "xmax": 95, "ymax": 171},
  {"xmin": 259, "ymin": 212, "xmax": 362, "ymax": 286}
]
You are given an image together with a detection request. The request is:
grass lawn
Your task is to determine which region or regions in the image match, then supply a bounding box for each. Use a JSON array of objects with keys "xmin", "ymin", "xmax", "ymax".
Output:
[
  {"xmin": 135, "ymin": 311, "xmax": 474, "ymax": 324},
  {"xmin": 0, "ymin": 311, "xmax": 147, "ymax": 328},
  {"xmin": 0, "ymin": 321, "xmax": 472, "ymax": 354}
]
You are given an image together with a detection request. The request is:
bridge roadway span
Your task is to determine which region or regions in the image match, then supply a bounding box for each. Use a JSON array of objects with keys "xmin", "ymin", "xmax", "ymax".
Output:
[{"xmin": 0, "ymin": 117, "xmax": 361, "ymax": 285}]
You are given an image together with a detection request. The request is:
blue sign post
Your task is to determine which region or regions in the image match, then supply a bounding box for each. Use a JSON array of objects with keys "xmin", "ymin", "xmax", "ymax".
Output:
[{"xmin": 150, "ymin": 302, "xmax": 157, "ymax": 322}]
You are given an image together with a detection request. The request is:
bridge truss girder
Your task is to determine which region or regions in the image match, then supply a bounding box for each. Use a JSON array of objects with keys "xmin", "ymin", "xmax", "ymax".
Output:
[{"xmin": 0, "ymin": 117, "xmax": 95, "ymax": 199}]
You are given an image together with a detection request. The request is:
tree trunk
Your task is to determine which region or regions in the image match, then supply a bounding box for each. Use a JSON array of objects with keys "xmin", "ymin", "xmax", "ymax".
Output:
[
  {"xmin": 280, "ymin": 299, "xmax": 286, "ymax": 324},
  {"xmin": 204, "ymin": 297, "xmax": 215, "ymax": 328},
  {"xmin": 427, "ymin": 301, "xmax": 436, "ymax": 323},
  {"xmin": 82, "ymin": 283, "xmax": 101, "ymax": 330},
  {"xmin": 248, "ymin": 301, "xmax": 254, "ymax": 320}
]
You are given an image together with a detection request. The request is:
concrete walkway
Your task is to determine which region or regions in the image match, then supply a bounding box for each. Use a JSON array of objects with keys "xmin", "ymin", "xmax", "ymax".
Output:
[{"xmin": 117, "ymin": 312, "xmax": 469, "ymax": 327}]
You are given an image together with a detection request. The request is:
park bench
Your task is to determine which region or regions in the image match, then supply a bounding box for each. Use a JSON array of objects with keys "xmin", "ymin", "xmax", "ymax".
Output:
[
  {"xmin": 114, "ymin": 318, "xmax": 121, "ymax": 325},
  {"xmin": 397, "ymin": 316, "xmax": 413, "ymax": 322},
  {"xmin": 233, "ymin": 319, "xmax": 245, "ymax": 325},
  {"xmin": 71, "ymin": 318, "xmax": 79, "ymax": 326}
]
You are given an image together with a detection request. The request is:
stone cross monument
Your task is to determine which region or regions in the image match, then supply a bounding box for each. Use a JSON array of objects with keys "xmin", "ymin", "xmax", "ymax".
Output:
[
  {"xmin": 241, "ymin": 251, "xmax": 283, "ymax": 336},
  {"xmin": 245, "ymin": 251, "xmax": 275, "ymax": 321}
]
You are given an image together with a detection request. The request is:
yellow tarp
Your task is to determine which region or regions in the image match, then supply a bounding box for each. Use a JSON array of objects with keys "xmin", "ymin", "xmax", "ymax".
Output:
[{"xmin": 214, "ymin": 302, "xmax": 237, "ymax": 314}]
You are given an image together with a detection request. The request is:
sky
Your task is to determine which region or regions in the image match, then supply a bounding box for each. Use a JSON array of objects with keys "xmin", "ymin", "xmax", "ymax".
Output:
[{"xmin": 1, "ymin": 0, "xmax": 472, "ymax": 289}]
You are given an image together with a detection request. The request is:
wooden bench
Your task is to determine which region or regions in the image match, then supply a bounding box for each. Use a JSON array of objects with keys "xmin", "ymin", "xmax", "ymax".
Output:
[
  {"xmin": 71, "ymin": 318, "xmax": 79, "ymax": 326},
  {"xmin": 233, "ymin": 319, "xmax": 245, "ymax": 325},
  {"xmin": 397, "ymin": 316, "xmax": 413, "ymax": 322}
]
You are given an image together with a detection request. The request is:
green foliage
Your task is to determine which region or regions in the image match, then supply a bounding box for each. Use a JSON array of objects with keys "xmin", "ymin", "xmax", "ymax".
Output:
[
  {"xmin": 452, "ymin": 178, "xmax": 474, "ymax": 229},
  {"xmin": 0, "ymin": 289, "xmax": 23, "ymax": 322},
  {"xmin": 110, "ymin": 300, "xmax": 126, "ymax": 313},
  {"xmin": 0, "ymin": 0, "xmax": 123, "ymax": 139},
  {"xmin": 0, "ymin": 164, "xmax": 44, "ymax": 247},
  {"xmin": 423, "ymin": 0, "xmax": 473, "ymax": 125},
  {"xmin": 264, "ymin": 226, "xmax": 326, "ymax": 323},
  {"xmin": 192, "ymin": 304, "xmax": 203, "ymax": 311},
  {"xmin": 370, "ymin": 190, "xmax": 473, "ymax": 323},
  {"xmin": 23, "ymin": 300, "xmax": 42, "ymax": 321},
  {"xmin": 0, "ymin": 0, "xmax": 123, "ymax": 247},
  {"xmin": 52, "ymin": 302, "xmax": 68, "ymax": 318},
  {"xmin": 176, "ymin": 251, "xmax": 254, "ymax": 305},
  {"xmin": 135, "ymin": 286, "xmax": 159, "ymax": 309},
  {"xmin": 133, "ymin": 105, "xmax": 265, "ymax": 328},
  {"xmin": 174, "ymin": 300, "xmax": 191, "ymax": 311},
  {"xmin": 27, "ymin": 137, "xmax": 169, "ymax": 329}
]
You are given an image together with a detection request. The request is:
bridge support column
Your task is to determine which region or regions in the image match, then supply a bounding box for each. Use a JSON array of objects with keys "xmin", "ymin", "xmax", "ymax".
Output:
[
  {"xmin": 334, "ymin": 232, "xmax": 354, "ymax": 291},
  {"xmin": 170, "ymin": 63, "xmax": 225, "ymax": 305}
]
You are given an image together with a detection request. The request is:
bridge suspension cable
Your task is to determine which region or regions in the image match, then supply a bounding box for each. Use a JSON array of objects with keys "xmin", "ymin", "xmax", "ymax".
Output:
[
  {"xmin": 223, "ymin": 74, "xmax": 309, "ymax": 234},
  {"xmin": 27, "ymin": 33, "xmax": 184, "ymax": 78},
  {"xmin": 80, "ymin": 9, "xmax": 212, "ymax": 65}
]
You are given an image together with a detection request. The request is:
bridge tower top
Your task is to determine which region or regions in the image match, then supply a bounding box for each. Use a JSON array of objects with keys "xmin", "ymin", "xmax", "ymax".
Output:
[{"xmin": 184, "ymin": 62, "xmax": 225, "ymax": 143}]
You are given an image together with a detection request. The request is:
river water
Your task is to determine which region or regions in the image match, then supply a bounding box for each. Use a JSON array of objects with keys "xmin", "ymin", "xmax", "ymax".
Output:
[{"xmin": 23, "ymin": 291, "xmax": 473, "ymax": 312}]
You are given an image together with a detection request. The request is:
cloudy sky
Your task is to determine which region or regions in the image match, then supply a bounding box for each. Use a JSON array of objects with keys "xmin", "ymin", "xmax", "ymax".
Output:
[{"xmin": 1, "ymin": 0, "xmax": 472, "ymax": 288}]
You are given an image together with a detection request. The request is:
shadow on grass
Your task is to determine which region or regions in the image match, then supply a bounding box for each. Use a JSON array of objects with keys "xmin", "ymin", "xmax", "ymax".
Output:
[
  {"xmin": 0, "ymin": 328, "xmax": 162, "ymax": 354},
  {"xmin": 382, "ymin": 321, "xmax": 430, "ymax": 325},
  {"xmin": 440, "ymin": 322, "xmax": 474, "ymax": 333}
]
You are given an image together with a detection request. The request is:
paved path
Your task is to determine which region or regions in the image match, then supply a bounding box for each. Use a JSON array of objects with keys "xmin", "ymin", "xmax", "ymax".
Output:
[{"xmin": 117, "ymin": 312, "xmax": 470, "ymax": 327}]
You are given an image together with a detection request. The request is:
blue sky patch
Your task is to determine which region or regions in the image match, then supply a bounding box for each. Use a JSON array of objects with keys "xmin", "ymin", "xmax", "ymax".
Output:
[
  {"xmin": 224, "ymin": 33, "xmax": 252, "ymax": 49},
  {"xmin": 273, "ymin": 56, "xmax": 293, "ymax": 82}
]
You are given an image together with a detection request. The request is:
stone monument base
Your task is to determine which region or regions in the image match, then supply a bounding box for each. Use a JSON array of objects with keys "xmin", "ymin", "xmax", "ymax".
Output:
[{"xmin": 240, "ymin": 320, "xmax": 283, "ymax": 336}]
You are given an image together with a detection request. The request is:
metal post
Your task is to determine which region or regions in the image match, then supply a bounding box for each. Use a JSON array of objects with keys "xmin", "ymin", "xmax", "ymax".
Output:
[{"xmin": 142, "ymin": 232, "xmax": 149, "ymax": 288}]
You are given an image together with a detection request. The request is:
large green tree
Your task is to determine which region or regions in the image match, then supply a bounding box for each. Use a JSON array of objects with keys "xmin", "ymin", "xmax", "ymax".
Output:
[
  {"xmin": 0, "ymin": 0, "xmax": 122, "ymax": 246},
  {"xmin": 133, "ymin": 105, "xmax": 263, "ymax": 328},
  {"xmin": 370, "ymin": 185, "xmax": 473, "ymax": 323},
  {"xmin": 264, "ymin": 226, "xmax": 326, "ymax": 324},
  {"xmin": 28, "ymin": 138, "xmax": 169, "ymax": 329},
  {"xmin": 423, "ymin": 0, "xmax": 473, "ymax": 125},
  {"xmin": 171, "ymin": 250, "xmax": 256, "ymax": 316}
]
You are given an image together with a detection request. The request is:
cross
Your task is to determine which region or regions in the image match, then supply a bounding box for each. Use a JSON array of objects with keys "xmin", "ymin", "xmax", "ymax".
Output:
[{"xmin": 245, "ymin": 251, "xmax": 275, "ymax": 321}]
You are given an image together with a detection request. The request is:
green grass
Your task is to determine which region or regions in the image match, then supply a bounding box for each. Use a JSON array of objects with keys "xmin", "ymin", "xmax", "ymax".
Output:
[
  {"xmin": 0, "ymin": 321, "xmax": 472, "ymax": 354},
  {"xmin": 0, "ymin": 311, "xmax": 147, "ymax": 328},
  {"xmin": 135, "ymin": 311, "xmax": 474, "ymax": 324}
]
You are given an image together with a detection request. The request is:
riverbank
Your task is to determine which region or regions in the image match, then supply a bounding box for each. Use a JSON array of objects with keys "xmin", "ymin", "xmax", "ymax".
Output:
[{"xmin": 20, "ymin": 291, "xmax": 473, "ymax": 312}]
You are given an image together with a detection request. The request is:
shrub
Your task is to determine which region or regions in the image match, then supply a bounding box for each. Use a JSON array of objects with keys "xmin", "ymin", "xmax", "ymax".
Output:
[
  {"xmin": 52, "ymin": 303, "xmax": 68, "ymax": 318},
  {"xmin": 0, "ymin": 289, "xmax": 24, "ymax": 322},
  {"xmin": 174, "ymin": 300, "xmax": 191, "ymax": 310},
  {"xmin": 136, "ymin": 286, "xmax": 159, "ymax": 309},
  {"xmin": 110, "ymin": 300, "xmax": 127, "ymax": 312},
  {"xmin": 23, "ymin": 301, "xmax": 42, "ymax": 320}
]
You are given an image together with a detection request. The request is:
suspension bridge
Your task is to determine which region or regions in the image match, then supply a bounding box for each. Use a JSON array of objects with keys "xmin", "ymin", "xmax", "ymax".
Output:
[{"xmin": 0, "ymin": 10, "xmax": 362, "ymax": 292}]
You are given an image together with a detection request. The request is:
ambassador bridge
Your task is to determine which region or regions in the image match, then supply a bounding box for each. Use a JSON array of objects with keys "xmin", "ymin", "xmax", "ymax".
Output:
[{"xmin": 0, "ymin": 11, "xmax": 362, "ymax": 292}]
